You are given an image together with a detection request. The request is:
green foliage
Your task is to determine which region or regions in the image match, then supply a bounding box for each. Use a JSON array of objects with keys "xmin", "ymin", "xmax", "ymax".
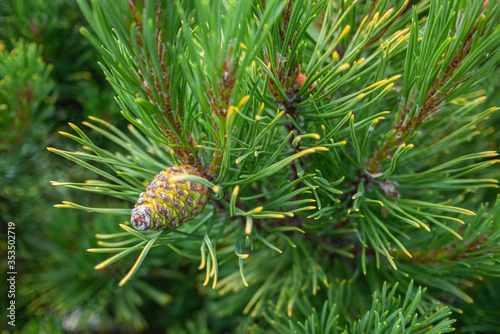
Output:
[
  {"xmin": 0, "ymin": 40, "xmax": 55, "ymax": 233},
  {"xmin": 454, "ymin": 278, "xmax": 500, "ymax": 333},
  {"xmin": 0, "ymin": 0, "xmax": 118, "ymax": 121},
  {"xmin": 35, "ymin": 0, "xmax": 500, "ymax": 332},
  {"xmin": 0, "ymin": 2, "xmax": 140, "ymax": 332},
  {"xmin": 382, "ymin": 197, "xmax": 500, "ymax": 304},
  {"xmin": 0, "ymin": 41, "xmax": 54, "ymax": 151},
  {"xmin": 257, "ymin": 281, "xmax": 454, "ymax": 333},
  {"xmin": 19, "ymin": 210, "xmax": 164, "ymax": 332}
]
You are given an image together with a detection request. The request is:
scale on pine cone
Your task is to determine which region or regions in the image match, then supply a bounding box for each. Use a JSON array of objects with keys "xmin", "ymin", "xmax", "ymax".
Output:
[{"xmin": 131, "ymin": 164, "xmax": 209, "ymax": 232}]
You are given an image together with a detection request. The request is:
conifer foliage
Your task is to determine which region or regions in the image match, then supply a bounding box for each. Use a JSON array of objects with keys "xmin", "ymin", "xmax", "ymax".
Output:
[{"xmin": 50, "ymin": 0, "xmax": 499, "ymax": 331}]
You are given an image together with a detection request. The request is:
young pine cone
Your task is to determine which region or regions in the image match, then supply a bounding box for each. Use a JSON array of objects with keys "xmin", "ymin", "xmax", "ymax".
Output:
[{"xmin": 131, "ymin": 164, "xmax": 209, "ymax": 232}]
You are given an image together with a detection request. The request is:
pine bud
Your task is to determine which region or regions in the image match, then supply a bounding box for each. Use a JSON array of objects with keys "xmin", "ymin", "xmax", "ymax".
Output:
[
  {"xmin": 295, "ymin": 72, "xmax": 307, "ymax": 88},
  {"xmin": 131, "ymin": 164, "xmax": 209, "ymax": 232}
]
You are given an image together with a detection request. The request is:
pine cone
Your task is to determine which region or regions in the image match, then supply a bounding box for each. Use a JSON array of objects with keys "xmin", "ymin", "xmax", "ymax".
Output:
[{"xmin": 131, "ymin": 164, "xmax": 209, "ymax": 232}]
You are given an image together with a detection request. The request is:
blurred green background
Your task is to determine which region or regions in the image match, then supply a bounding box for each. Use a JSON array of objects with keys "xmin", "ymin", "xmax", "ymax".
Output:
[
  {"xmin": 1, "ymin": 1, "xmax": 164, "ymax": 332},
  {"xmin": 0, "ymin": 0, "xmax": 499, "ymax": 333}
]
